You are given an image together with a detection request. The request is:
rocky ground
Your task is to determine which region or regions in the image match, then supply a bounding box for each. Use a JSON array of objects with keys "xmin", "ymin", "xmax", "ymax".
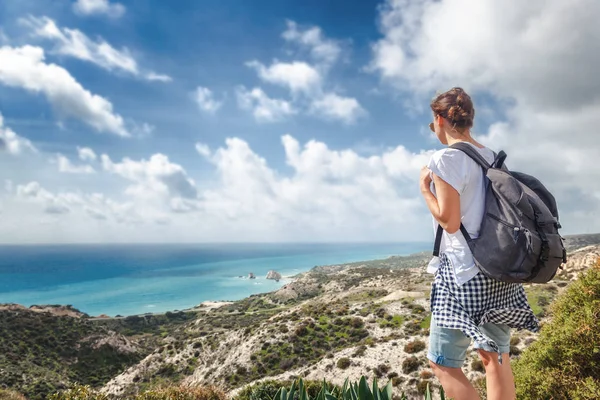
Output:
[{"xmin": 101, "ymin": 238, "xmax": 599, "ymax": 399}]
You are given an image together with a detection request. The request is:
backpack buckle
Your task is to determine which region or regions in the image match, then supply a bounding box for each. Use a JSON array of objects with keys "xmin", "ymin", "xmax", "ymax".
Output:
[{"xmin": 540, "ymin": 240, "xmax": 550, "ymax": 262}]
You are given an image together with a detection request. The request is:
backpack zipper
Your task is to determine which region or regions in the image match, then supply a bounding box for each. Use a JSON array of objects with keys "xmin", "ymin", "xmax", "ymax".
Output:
[{"xmin": 487, "ymin": 212, "xmax": 520, "ymax": 230}]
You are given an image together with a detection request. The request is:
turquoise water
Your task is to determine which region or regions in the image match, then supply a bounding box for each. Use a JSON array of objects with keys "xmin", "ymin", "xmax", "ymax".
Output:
[{"xmin": 0, "ymin": 242, "xmax": 429, "ymax": 316}]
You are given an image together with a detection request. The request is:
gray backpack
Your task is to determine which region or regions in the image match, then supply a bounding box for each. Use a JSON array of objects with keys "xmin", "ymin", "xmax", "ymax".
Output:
[{"xmin": 433, "ymin": 142, "xmax": 567, "ymax": 283}]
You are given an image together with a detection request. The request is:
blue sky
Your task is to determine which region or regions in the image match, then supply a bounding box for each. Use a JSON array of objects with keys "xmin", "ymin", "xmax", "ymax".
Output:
[{"xmin": 0, "ymin": 0, "xmax": 598, "ymax": 243}]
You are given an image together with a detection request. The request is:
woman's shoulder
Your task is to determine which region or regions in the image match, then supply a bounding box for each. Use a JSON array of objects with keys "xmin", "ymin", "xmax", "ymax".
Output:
[{"xmin": 429, "ymin": 147, "xmax": 470, "ymax": 166}]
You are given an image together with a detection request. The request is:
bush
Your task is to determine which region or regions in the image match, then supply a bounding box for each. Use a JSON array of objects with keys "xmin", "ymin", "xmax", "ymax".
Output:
[
  {"xmin": 337, "ymin": 357, "xmax": 351, "ymax": 369},
  {"xmin": 402, "ymin": 356, "xmax": 422, "ymax": 374},
  {"xmin": 513, "ymin": 261, "xmax": 600, "ymax": 400},
  {"xmin": 471, "ymin": 359, "xmax": 485, "ymax": 373},
  {"xmin": 419, "ymin": 370, "xmax": 433, "ymax": 380},
  {"xmin": 233, "ymin": 379, "xmax": 338, "ymax": 400},
  {"xmin": 0, "ymin": 390, "xmax": 27, "ymax": 400},
  {"xmin": 48, "ymin": 385, "xmax": 109, "ymax": 400},
  {"xmin": 404, "ymin": 340, "xmax": 426, "ymax": 354},
  {"xmin": 135, "ymin": 385, "xmax": 227, "ymax": 400}
]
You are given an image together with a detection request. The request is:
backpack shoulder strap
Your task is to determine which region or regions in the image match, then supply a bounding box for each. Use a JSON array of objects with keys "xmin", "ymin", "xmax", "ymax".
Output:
[{"xmin": 450, "ymin": 142, "xmax": 492, "ymax": 170}]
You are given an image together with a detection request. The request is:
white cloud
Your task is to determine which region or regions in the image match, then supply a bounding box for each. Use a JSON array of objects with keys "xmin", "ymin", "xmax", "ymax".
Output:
[
  {"xmin": 236, "ymin": 86, "xmax": 296, "ymax": 123},
  {"xmin": 0, "ymin": 112, "xmax": 37, "ymax": 155},
  {"xmin": 0, "ymin": 45, "xmax": 129, "ymax": 136},
  {"xmin": 309, "ymin": 93, "xmax": 367, "ymax": 124},
  {"xmin": 15, "ymin": 181, "xmax": 138, "ymax": 225},
  {"xmin": 246, "ymin": 60, "xmax": 322, "ymax": 95},
  {"xmin": 22, "ymin": 17, "xmax": 170, "ymax": 82},
  {"xmin": 370, "ymin": 0, "xmax": 600, "ymax": 235},
  {"xmin": 195, "ymin": 143, "xmax": 211, "ymax": 158},
  {"xmin": 193, "ymin": 87, "xmax": 223, "ymax": 113},
  {"xmin": 242, "ymin": 22, "xmax": 365, "ymax": 124},
  {"xmin": 101, "ymin": 153, "xmax": 198, "ymax": 200},
  {"xmin": 77, "ymin": 146, "xmax": 97, "ymax": 161},
  {"xmin": 55, "ymin": 154, "xmax": 95, "ymax": 174},
  {"xmin": 73, "ymin": 0, "xmax": 125, "ymax": 18},
  {"xmin": 194, "ymin": 135, "xmax": 433, "ymax": 241},
  {"xmin": 145, "ymin": 72, "xmax": 172, "ymax": 82},
  {"xmin": 2, "ymin": 133, "xmax": 436, "ymax": 242},
  {"xmin": 282, "ymin": 20, "xmax": 343, "ymax": 66},
  {"xmin": 17, "ymin": 181, "xmax": 72, "ymax": 214}
]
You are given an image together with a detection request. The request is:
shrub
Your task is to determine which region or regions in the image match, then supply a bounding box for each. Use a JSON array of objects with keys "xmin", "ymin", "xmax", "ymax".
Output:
[
  {"xmin": 419, "ymin": 370, "xmax": 433, "ymax": 380},
  {"xmin": 416, "ymin": 380, "xmax": 431, "ymax": 395},
  {"xmin": 404, "ymin": 340, "xmax": 426, "ymax": 354},
  {"xmin": 0, "ymin": 390, "xmax": 27, "ymax": 400},
  {"xmin": 402, "ymin": 356, "xmax": 422, "ymax": 374},
  {"xmin": 135, "ymin": 385, "xmax": 227, "ymax": 400},
  {"xmin": 471, "ymin": 359, "xmax": 485, "ymax": 373},
  {"xmin": 377, "ymin": 364, "xmax": 390, "ymax": 374},
  {"xmin": 48, "ymin": 385, "xmax": 109, "ymax": 400},
  {"xmin": 337, "ymin": 357, "xmax": 351, "ymax": 369},
  {"xmin": 513, "ymin": 261, "xmax": 600, "ymax": 400},
  {"xmin": 233, "ymin": 379, "xmax": 337, "ymax": 400}
]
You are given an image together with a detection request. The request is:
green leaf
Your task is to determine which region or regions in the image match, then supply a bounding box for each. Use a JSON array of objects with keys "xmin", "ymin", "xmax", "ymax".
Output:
[
  {"xmin": 325, "ymin": 395, "xmax": 338, "ymax": 400},
  {"xmin": 299, "ymin": 379, "xmax": 307, "ymax": 400},
  {"xmin": 288, "ymin": 380, "xmax": 297, "ymax": 400},
  {"xmin": 440, "ymin": 386, "xmax": 446, "ymax": 400},
  {"xmin": 273, "ymin": 388, "xmax": 283, "ymax": 400},
  {"xmin": 425, "ymin": 382, "xmax": 432, "ymax": 400},
  {"xmin": 358, "ymin": 376, "xmax": 373, "ymax": 400},
  {"xmin": 381, "ymin": 381, "xmax": 393, "ymax": 400}
]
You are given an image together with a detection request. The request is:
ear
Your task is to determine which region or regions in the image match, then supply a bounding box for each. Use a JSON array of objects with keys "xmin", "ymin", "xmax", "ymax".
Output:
[{"xmin": 436, "ymin": 114, "xmax": 445, "ymax": 128}]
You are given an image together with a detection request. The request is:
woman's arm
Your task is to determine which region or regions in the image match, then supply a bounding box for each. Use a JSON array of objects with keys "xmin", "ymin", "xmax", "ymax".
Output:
[{"xmin": 420, "ymin": 167, "xmax": 462, "ymax": 234}]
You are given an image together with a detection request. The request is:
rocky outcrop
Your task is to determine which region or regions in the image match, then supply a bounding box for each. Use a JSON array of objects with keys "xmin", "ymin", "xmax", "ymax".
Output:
[
  {"xmin": 557, "ymin": 244, "xmax": 600, "ymax": 280},
  {"xmin": 266, "ymin": 270, "xmax": 282, "ymax": 281},
  {"xmin": 248, "ymin": 272, "xmax": 256, "ymax": 279}
]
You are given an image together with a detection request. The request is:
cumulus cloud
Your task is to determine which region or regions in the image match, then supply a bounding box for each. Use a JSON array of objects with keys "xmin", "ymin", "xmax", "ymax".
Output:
[
  {"xmin": 309, "ymin": 93, "xmax": 367, "ymax": 125},
  {"xmin": 73, "ymin": 0, "xmax": 125, "ymax": 18},
  {"xmin": 370, "ymin": 0, "xmax": 600, "ymax": 234},
  {"xmin": 282, "ymin": 20, "xmax": 343, "ymax": 66},
  {"xmin": 193, "ymin": 135, "xmax": 433, "ymax": 241},
  {"xmin": 77, "ymin": 146, "xmax": 97, "ymax": 161},
  {"xmin": 246, "ymin": 60, "xmax": 322, "ymax": 95},
  {"xmin": 195, "ymin": 143, "xmax": 211, "ymax": 158},
  {"xmin": 17, "ymin": 181, "xmax": 72, "ymax": 214},
  {"xmin": 22, "ymin": 16, "xmax": 170, "ymax": 82},
  {"xmin": 241, "ymin": 21, "xmax": 365, "ymax": 124},
  {"xmin": 236, "ymin": 86, "xmax": 296, "ymax": 123},
  {"xmin": 193, "ymin": 87, "xmax": 223, "ymax": 113},
  {"xmin": 0, "ymin": 45, "xmax": 129, "ymax": 136},
  {"xmin": 101, "ymin": 153, "xmax": 198, "ymax": 200},
  {"xmin": 55, "ymin": 154, "xmax": 95, "ymax": 174},
  {"xmin": 0, "ymin": 112, "xmax": 37, "ymax": 155}
]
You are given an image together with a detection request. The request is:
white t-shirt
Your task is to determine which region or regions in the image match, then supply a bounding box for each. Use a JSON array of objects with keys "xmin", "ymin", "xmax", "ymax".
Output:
[{"xmin": 426, "ymin": 142, "xmax": 495, "ymax": 285}]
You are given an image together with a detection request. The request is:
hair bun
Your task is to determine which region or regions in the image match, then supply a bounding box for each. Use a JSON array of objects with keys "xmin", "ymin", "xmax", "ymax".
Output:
[{"xmin": 430, "ymin": 87, "xmax": 475, "ymax": 129}]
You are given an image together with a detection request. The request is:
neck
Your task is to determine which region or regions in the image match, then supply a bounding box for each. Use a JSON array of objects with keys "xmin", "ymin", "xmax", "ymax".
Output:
[{"xmin": 445, "ymin": 130, "xmax": 477, "ymax": 147}]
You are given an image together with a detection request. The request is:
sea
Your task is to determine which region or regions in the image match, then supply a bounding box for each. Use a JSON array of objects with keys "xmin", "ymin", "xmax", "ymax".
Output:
[{"xmin": 0, "ymin": 242, "xmax": 429, "ymax": 317}]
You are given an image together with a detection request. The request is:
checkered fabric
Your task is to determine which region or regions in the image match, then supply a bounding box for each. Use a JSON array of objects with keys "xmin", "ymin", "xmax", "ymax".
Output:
[{"xmin": 430, "ymin": 253, "xmax": 540, "ymax": 362}]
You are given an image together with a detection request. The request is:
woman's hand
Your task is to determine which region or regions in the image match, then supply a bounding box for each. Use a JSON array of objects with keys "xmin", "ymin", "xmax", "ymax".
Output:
[{"xmin": 420, "ymin": 166, "xmax": 432, "ymax": 192}]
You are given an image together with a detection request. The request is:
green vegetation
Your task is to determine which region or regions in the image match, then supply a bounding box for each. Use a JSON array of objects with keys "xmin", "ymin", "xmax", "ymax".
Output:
[
  {"xmin": 46, "ymin": 377, "xmax": 444, "ymax": 400},
  {"xmin": 524, "ymin": 283, "xmax": 559, "ymax": 318},
  {"xmin": 403, "ymin": 340, "xmax": 426, "ymax": 354},
  {"xmin": 513, "ymin": 261, "xmax": 600, "ymax": 399},
  {"xmin": 48, "ymin": 384, "xmax": 227, "ymax": 400},
  {"xmin": 0, "ymin": 308, "xmax": 200, "ymax": 400}
]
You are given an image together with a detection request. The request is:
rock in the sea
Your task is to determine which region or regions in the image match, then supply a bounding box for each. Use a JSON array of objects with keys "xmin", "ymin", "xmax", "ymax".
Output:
[
  {"xmin": 248, "ymin": 272, "xmax": 256, "ymax": 279},
  {"xmin": 266, "ymin": 270, "xmax": 282, "ymax": 282}
]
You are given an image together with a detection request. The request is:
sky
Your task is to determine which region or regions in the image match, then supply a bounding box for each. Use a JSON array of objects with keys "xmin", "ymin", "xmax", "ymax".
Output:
[{"xmin": 0, "ymin": 0, "xmax": 598, "ymax": 244}]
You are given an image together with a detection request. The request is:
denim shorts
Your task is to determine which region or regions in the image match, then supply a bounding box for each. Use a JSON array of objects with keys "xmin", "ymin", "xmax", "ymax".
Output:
[{"xmin": 427, "ymin": 314, "xmax": 511, "ymax": 368}]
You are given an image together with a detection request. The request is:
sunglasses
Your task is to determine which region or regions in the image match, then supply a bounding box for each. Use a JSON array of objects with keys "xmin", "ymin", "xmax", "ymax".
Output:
[{"xmin": 429, "ymin": 122, "xmax": 435, "ymax": 132}]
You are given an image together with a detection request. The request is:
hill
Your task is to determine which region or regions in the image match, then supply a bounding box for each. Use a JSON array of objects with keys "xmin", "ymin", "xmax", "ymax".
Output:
[{"xmin": 1, "ymin": 233, "xmax": 599, "ymax": 399}]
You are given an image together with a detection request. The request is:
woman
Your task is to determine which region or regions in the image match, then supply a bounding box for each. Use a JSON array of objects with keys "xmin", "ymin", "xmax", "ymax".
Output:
[{"xmin": 419, "ymin": 87, "xmax": 539, "ymax": 400}]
